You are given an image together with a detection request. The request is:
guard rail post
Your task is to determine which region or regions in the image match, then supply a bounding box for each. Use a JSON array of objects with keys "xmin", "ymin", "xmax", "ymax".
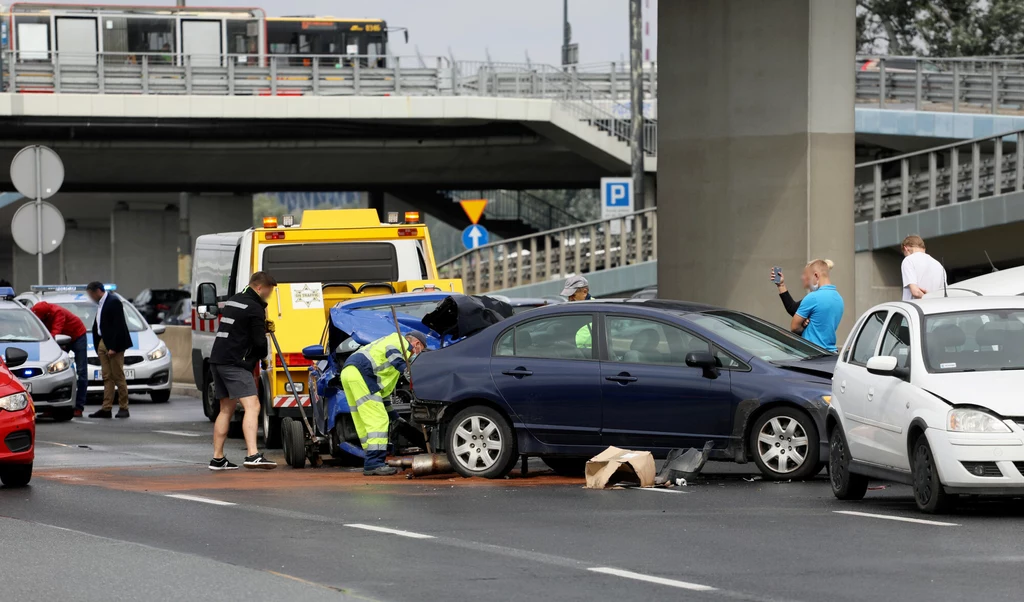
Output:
[
  {"xmin": 98, "ymin": 54, "xmax": 106, "ymax": 93},
  {"xmin": 991, "ymin": 64, "xmax": 999, "ymax": 114},
  {"xmin": 515, "ymin": 240, "xmax": 524, "ymax": 287},
  {"xmin": 994, "ymin": 136, "xmax": 1003, "ymax": 196},
  {"xmin": 900, "ymin": 158, "xmax": 909, "ymax": 215},
  {"xmin": 7, "ymin": 52, "xmax": 15, "ymax": 93},
  {"xmin": 473, "ymin": 250, "xmax": 483, "ymax": 293},
  {"xmin": 353, "ymin": 59, "xmax": 361, "ymax": 95},
  {"xmin": 588, "ymin": 225, "xmax": 597, "ymax": 273},
  {"xmin": 142, "ymin": 55, "xmax": 150, "ymax": 94},
  {"xmin": 650, "ymin": 212, "xmax": 658, "ymax": 261},
  {"xmin": 529, "ymin": 238, "xmax": 537, "ymax": 284},
  {"xmin": 915, "ymin": 61, "xmax": 923, "ymax": 110},
  {"xmin": 394, "ymin": 57, "xmax": 402, "ymax": 95},
  {"xmin": 953, "ymin": 62, "xmax": 960, "ymax": 112},
  {"xmin": 53, "ymin": 53, "xmax": 61, "ymax": 94},
  {"xmin": 312, "ymin": 57, "xmax": 320, "ymax": 95},
  {"xmin": 950, "ymin": 147, "xmax": 959, "ymax": 205},
  {"xmin": 878, "ymin": 57, "xmax": 886, "ymax": 109},
  {"xmin": 603, "ymin": 222, "xmax": 612, "ymax": 270},
  {"xmin": 928, "ymin": 151, "xmax": 937, "ymax": 209},
  {"xmin": 873, "ymin": 163, "xmax": 882, "ymax": 221},
  {"xmin": 227, "ymin": 56, "xmax": 236, "ymax": 95},
  {"xmin": 502, "ymin": 245, "xmax": 510, "ymax": 289},
  {"xmin": 270, "ymin": 56, "xmax": 278, "ymax": 96}
]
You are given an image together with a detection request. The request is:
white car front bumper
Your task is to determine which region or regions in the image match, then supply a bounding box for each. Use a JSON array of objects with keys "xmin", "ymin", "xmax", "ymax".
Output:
[
  {"xmin": 86, "ymin": 352, "xmax": 173, "ymax": 396},
  {"xmin": 928, "ymin": 427, "xmax": 1024, "ymax": 494}
]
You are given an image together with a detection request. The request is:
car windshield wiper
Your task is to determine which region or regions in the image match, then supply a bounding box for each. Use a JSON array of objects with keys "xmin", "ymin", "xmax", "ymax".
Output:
[
  {"xmin": 1000, "ymin": 366, "xmax": 1024, "ymax": 371},
  {"xmin": 803, "ymin": 352, "xmax": 834, "ymax": 360}
]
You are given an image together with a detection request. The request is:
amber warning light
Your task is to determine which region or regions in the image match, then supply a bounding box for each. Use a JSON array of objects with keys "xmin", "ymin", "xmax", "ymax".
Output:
[
  {"xmin": 404, "ymin": 211, "xmax": 420, "ymax": 223},
  {"xmin": 262, "ymin": 217, "xmax": 278, "ymax": 228}
]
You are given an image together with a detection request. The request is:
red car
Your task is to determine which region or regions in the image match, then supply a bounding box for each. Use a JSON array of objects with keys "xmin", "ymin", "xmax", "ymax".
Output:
[{"xmin": 0, "ymin": 347, "xmax": 34, "ymax": 487}]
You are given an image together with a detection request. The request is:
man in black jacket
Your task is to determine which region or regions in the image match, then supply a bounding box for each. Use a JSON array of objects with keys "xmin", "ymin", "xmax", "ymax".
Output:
[
  {"xmin": 86, "ymin": 282, "xmax": 133, "ymax": 419},
  {"xmin": 208, "ymin": 272, "xmax": 278, "ymax": 470}
]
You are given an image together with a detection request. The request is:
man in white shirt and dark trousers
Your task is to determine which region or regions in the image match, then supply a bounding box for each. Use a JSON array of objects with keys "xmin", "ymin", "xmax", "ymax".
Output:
[{"xmin": 900, "ymin": 235, "xmax": 946, "ymax": 300}]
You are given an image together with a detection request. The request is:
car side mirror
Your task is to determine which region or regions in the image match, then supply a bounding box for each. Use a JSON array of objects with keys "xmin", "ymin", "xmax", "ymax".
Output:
[
  {"xmin": 685, "ymin": 351, "xmax": 719, "ymax": 379},
  {"xmin": 197, "ymin": 282, "xmax": 217, "ymax": 306},
  {"xmin": 302, "ymin": 344, "xmax": 329, "ymax": 362},
  {"xmin": 151, "ymin": 324, "xmax": 166, "ymax": 335},
  {"xmin": 5, "ymin": 347, "xmax": 28, "ymax": 368},
  {"xmin": 55, "ymin": 334, "xmax": 72, "ymax": 350},
  {"xmin": 866, "ymin": 355, "xmax": 909, "ymax": 380}
]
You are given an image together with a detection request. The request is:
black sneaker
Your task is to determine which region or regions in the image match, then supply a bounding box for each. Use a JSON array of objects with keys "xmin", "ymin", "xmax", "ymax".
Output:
[
  {"xmin": 89, "ymin": 409, "xmax": 112, "ymax": 419},
  {"xmin": 243, "ymin": 453, "xmax": 277, "ymax": 470},
  {"xmin": 363, "ymin": 465, "xmax": 399, "ymax": 476},
  {"xmin": 209, "ymin": 457, "xmax": 239, "ymax": 471},
  {"xmin": 115, "ymin": 409, "xmax": 130, "ymax": 419}
]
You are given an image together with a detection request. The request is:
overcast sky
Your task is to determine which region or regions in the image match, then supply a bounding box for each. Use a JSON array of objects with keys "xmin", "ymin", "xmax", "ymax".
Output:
[{"xmin": 44, "ymin": 0, "xmax": 657, "ymax": 66}]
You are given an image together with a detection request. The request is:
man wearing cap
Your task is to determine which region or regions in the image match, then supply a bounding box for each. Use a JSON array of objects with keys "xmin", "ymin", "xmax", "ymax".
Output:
[
  {"xmin": 561, "ymin": 275, "xmax": 594, "ymax": 350},
  {"xmin": 340, "ymin": 330, "xmax": 427, "ymax": 476}
]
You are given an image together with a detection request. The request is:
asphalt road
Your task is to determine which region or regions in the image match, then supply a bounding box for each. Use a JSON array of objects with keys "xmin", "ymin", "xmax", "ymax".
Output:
[{"xmin": 3, "ymin": 395, "xmax": 1024, "ymax": 602}]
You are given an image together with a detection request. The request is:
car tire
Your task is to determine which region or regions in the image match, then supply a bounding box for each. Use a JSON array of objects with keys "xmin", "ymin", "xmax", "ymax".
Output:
[
  {"xmin": 750, "ymin": 407, "xmax": 820, "ymax": 481},
  {"xmin": 202, "ymin": 368, "xmax": 217, "ymax": 423},
  {"xmin": 912, "ymin": 434, "xmax": 954, "ymax": 514},
  {"xmin": 446, "ymin": 405, "xmax": 517, "ymax": 479},
  {"xmin": 262, "ymin": 405, "xmax": 282, "ymax": 449},
  {"xmin": 331, "ymin": 417, "xmax": 364, "ymax": 466},
  {"xmin": 0, "ymin": 463, "xmax": 32, "ymax": 487},
  {"xmin": 150, "ymin": 390, "xmax": 171, "ymax": 404},
  {"xmin": 281, "ymin": 417, "xmax": 306, "ymax": 469},
  {"xmin": 829, "ymin": 427, "xmax": 867, "ymax": 500},
  {"xmin": 52, "ymin": 407, "xmax": 74, "ymax": 422},
  {"xmin": 542, "ymin": 457, "xmax": 588, "ymax": 477}
]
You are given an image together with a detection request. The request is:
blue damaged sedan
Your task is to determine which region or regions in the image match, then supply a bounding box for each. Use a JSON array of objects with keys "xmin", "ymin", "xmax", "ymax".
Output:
[{"xmin": 410, "ymin": 300, "xmax": 837, "ymax": 480}]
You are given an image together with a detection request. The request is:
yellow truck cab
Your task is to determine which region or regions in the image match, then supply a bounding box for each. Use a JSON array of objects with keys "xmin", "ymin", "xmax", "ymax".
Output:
[{"xmin": 190, "ymin": 209, "xmax": 462, "ymax": 447}]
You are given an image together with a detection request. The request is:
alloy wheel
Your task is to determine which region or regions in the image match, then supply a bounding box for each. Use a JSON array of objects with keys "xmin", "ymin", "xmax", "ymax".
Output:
[
  {"xmin": 756, "ymin": 416, "xmax": 809, "ymax": 475},
  {"xmin": 451, "ymin": 414, "xmax": 504, "ymax": 473}
]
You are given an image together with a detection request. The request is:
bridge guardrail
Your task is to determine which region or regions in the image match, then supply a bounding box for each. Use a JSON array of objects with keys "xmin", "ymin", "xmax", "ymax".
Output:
[
  {"xmin": 854, "ymin": 127, "xmax": 1024, "ymax": 222},
  {"xmin": 438, "ymin": 208, "xmax": 657, "ymax": 294},
  {"xmin": 447, "ymin": 190, "xmax": 583, "ymax": 233}
]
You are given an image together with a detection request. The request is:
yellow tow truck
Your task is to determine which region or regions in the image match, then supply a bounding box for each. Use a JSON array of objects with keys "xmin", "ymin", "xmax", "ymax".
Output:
[{"xmin": 191, "ymin": 209, "xmax": 462, "ymax": 446}]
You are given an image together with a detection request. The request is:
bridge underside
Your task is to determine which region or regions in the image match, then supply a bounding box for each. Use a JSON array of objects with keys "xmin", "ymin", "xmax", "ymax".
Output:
[{"xmin": 0, "ymin": 117, "xmax": 620, "ymax": 192}]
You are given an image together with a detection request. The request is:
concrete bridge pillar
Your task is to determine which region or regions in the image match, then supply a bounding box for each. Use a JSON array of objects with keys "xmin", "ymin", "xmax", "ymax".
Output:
[{"xmin": 657, "ymin": 0, "xmax": 856, "ymax": 337}]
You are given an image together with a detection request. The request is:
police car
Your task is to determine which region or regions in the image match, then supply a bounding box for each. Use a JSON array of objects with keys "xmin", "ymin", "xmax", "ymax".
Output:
[
  {"xmin": 0, "ymin": 287, "xmax": 77, "ymax": 420},
  {"xmin": 16, "ymin": 285, "xmax": 172, "ymax": 403}
]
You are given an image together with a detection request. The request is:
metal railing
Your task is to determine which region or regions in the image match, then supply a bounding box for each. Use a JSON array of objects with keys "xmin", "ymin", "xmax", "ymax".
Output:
[
  {"xmin": 447, "ymin": 190, "xmax": 583, "ymax": 233},
  {"xmin": 438, "ymin": 208, "xmax": 657, "ymax": 294},
  {"xmin": 856, "ymin": 55, "xmax": 1024, "ymax": 114},
  {"xmin": 854, "ymin": 127, "xmax": 1024, "ymax": 222},
  {"xmin": 2, "ymin": 50, "xmax": 658, "ymax": 156}
]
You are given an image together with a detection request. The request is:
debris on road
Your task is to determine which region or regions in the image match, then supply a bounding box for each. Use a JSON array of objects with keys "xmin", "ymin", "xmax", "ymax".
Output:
[
  {"xmin": 585, "ymin": 447, "xmax": 655, "ymax": 489},
  {"xmin": 654, "ymin": 441, "xmax": 714, "ymax": 485},
  {"xmin": 387, "ymin": 453, "xmax": 454, "ymax": 477}
]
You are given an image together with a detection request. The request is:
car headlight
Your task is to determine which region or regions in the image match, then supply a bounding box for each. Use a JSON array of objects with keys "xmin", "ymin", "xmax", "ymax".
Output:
[
  {"xmin": 947, "ymin": 408, "xmax": 1011, "ymax": 433},
  {"xmin": 47, "ymin": 357, "xmax": 70, "ymax": 374},
  {"xmin": 0, "ymin": 392, "xmax": 29, "ymax": 412},
  {"xmin": 148, "ymin": 344, "xmax": 168, "ymax": 362}
]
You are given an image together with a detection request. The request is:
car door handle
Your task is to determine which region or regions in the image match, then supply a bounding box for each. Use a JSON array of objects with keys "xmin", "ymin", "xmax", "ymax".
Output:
[
  {"xmin": 840, "ymin": 380, "xmax": 847, "ymax": 394},
  {"xmin": 867, "ymin": 387, "xmax": 874, "ymax": 402},
  {"xmin": 605, "ymin": 373, "xmax": 638, "ymax": 384},
  {"xmin": 502, "ymin": 368, "xmax": 533, "ymax": 378}
]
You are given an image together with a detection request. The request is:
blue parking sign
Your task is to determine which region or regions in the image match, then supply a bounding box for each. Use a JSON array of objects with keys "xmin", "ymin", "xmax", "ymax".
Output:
[{"xmin": 603, "ymin": 179, "xmax": 631, "ymax": 207}]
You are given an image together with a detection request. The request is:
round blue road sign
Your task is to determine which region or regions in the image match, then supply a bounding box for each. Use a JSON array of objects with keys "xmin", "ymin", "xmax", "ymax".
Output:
[{"xmin": 462, "ymin": 224, "xmax": 489, "ymax": 249}]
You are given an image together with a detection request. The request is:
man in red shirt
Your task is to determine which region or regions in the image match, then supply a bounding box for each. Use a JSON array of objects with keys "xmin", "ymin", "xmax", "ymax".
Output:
[{"xmin": 31, "ymin": 302, "xmax": 89, "ymax": 417}]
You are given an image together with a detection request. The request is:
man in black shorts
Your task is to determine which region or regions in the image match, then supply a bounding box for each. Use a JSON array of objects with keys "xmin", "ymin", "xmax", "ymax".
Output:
[{"xmin": 209, "ymin": 271, "xmax": 278, "ymax": 470}]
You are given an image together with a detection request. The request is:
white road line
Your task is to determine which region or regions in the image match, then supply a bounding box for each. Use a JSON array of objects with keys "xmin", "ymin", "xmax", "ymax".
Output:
[
  {"xmin": 74, "ymin": 420, "xmax": 95, "ymax": 425},
  {"xmin": 833, "ymin": 510, "xmax": 959, "ymax": 527},
  {"xmin": 631, "ymin": 486, "xmax": 686, "ymax": 494},
  {"xmin": 153, "ymin": 430, "xmax": 202, "ymax": 437},
  {"xmin": 588, "ymin": 567, "xmax": 716, "ymax": 592},
  {"xmin": 344, "ymin": 523, "xmax": 434, "ymax": 539},
  {"xmin": 165, "ymin": 494, "xmax": 236, "ymax": 506}
]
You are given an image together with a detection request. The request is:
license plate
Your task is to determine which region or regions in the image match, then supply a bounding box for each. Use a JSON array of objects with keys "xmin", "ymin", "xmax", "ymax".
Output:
[{"xmin": 92, "ymin": 369, "xmax": 136, "ymax": 380}]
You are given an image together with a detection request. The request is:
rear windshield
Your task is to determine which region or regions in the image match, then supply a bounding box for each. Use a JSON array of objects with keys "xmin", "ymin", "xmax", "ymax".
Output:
[
  {"xmin": 263, "ymin": 243, "xmax": 399, "ymax": 284},
  {"xmin": 0, "ymin": 308, "xmax": 48, "ymax": 342},
  {"xmin": 351, "ymin": 300, "xmax": 441, "ymax": 319},
  {"xmin": 924, "ymin": 309, "xmax": 1024, "ymax": 373},
  {"xmin": 57, "ymin": 300, "xmax": 149, "ymax": 333}
]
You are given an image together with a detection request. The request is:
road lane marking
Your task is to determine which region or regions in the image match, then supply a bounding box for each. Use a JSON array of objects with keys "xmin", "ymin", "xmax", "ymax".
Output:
[
  {"xmin": 153, "ymin": 430, "xmax": 202, "ymax": 437},
  {"xmin": 588, "ymin": 567, "xmax": 716, "ymax": 591},
  {"xmin": 165, "ymin": 494, "xmax": 236, "ymax": 506},
  {"xmin": 345, "ymin": 524, "xmax": 434, "ymax": 539},
  {"xmin": 833, "ymin": 510, "xmax": 959, "ymax": 527},
  {"xmin": 74, "ymin": 420, "xmax": 95, "ymax": 424},
  {"xmin": 631, "ymin": 486, "xmax": 686, "ymax": 494}
]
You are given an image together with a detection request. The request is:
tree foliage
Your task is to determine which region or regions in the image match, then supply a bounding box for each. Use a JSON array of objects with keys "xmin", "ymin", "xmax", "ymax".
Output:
[{"xmin": 858, "ymin": 0, "xmax": 1024, "ymax": 56}]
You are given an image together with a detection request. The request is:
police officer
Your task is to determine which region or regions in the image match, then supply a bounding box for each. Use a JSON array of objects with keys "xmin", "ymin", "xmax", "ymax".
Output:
[
  {"xmin": 341, "ymin": 330, "xmax": 427, "ymax": 476},
  {"xmin": 208, "ymin": 271, "xmax": 278, "ymax": 471},
  {"xmin": 560, "ymin": 275, "xmax": 594, "ymax": 351}
]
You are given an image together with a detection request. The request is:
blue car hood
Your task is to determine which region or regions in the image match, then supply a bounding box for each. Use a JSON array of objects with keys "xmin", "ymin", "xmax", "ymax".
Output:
[{"xmin": 329, "ymin": 308, "xmax": 442, "ymax": 349}]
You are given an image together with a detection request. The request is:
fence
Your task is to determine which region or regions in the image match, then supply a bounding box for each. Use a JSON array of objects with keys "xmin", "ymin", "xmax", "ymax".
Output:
[
  {"xmin": 438, "ymin": 208, "xmax": 657, "ymax": 294},
  {"xmin": 853, "ymin": 128, "xmax": 1024, "ymax": 222}
]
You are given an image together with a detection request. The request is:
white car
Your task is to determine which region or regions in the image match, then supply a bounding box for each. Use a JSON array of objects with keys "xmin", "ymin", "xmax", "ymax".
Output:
[
  {"xmin": 16, "ymin": 286, "xmax": 172, "ymax": 403},
  {"xmin": 828, "ymin": 296, "xmax": 1024, "ymax": 513},
  {"xmin": 924, "ymin": 265, "xmax": 1024, "ymax": 298}
]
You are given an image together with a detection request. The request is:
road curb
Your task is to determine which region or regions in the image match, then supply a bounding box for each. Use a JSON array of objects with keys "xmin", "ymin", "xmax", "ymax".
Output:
[{"xmin": 172, "ymin": 383, "xmax": 201, "ymax": 400}]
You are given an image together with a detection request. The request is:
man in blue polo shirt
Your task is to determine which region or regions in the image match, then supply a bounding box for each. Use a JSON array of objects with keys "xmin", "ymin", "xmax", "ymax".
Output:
[{"xmin": 790, "ymin": 259, "xmax": 844, "ymax": 352}]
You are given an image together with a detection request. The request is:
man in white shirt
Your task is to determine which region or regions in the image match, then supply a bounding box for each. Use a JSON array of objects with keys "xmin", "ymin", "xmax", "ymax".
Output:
[{"xmin": 900, "ymin": 235, "xmax": 946, "ymax": 300}]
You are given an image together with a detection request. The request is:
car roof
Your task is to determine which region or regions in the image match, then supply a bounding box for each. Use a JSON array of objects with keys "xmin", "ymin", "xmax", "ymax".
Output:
[
  {"xmin": 0, "ymin": 299, "xmax": 27, "ymax": 310},
  {"xmin": 890, "ymin": 296, "xmax": 1024, "ymax": 315},
  {"xmin": 521, "ymin": 299, "xmax": 722, "ymax": 315},
  {"xmin": 24, "ymin": 292, "xmax": 94, "ymax": 304},
  {"xmin": 928, "ymin": 266, "xmax": 1024, "ymax": 297}
]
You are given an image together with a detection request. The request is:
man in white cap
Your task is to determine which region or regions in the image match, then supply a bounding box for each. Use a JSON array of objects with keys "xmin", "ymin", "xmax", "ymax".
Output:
[{"xmin": 561, "ymin": 275, "xmax": 594, "ymax": 350}]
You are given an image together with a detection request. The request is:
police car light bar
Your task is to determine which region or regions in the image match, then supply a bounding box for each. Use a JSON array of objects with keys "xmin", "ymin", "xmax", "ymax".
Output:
[
  {"xmin": 30, "ymin": 283, "xmax": 117, "ymax": 294},
  {"xmin": 0, "ymin": 286, "xmax": 15, "ymax": 300}
]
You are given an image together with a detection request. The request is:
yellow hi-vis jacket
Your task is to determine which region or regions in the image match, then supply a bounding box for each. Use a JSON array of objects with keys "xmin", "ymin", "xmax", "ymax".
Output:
[{"xmin": 353, "ymin": 332, "xmax": 412, "ymax": 397}]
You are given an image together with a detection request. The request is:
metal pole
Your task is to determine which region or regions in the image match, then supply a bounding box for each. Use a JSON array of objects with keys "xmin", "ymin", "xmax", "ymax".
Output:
[
  {"xmin": 629, "ymin": 0, "xmax": 645, "ymax": 209},
  {"xmin": 562, "ymin": 0, "xmax": 569, "ymax": 68},
  {"xmin": 34, "ymin": 148, "xmax": 43, "ymax": 285}
]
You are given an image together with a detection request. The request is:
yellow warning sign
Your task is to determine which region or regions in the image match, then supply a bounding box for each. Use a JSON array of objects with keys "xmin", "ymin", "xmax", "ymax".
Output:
[{"xmin": 459, "ymin": 199, "xmax": 488, "ymax": 225}]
